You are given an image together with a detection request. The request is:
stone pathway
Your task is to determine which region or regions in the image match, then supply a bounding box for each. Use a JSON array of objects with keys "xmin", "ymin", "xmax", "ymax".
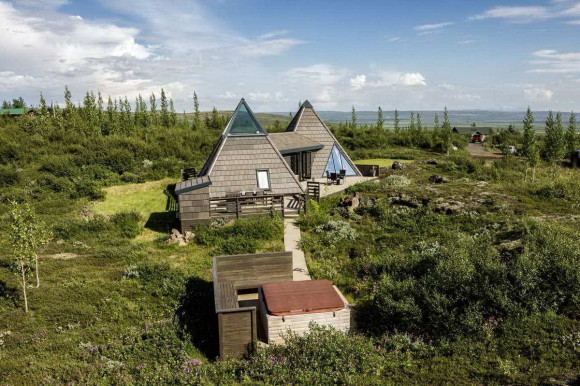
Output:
[
  {"xmin": 285, "ymin": 176, "xmax": 378, "ymax": 281},
  {"xmin": 284, "ymin": 218, "xmax": 310, "ymax": 281}
]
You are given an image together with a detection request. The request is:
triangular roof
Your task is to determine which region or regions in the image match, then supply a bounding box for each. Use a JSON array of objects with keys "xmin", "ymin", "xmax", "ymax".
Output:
[
  {"xmin": 222, "ymin": 99, "xmax": 266, "ymax": 136},
  {"xmin": 286, "ymin": 100, "xmax": 360, "ymax": 178},
  {"xmin": 194, "ymin": 99, "xmax": 303, "ymax": 198}
]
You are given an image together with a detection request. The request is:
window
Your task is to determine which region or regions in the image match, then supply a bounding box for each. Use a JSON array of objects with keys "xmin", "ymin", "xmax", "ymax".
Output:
[
  {"xmin": 324, "ymin": 145, "xmax": 357, "ymax": 176},
  {"xmin": 256, "ymin": 169, "xmax": 271, "ymax": 190}
]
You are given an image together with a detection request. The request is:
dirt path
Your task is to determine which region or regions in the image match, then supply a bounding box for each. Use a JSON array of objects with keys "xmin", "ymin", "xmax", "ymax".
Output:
[{"xmin": 466, "ymin": 143, "xmax": 503, "ymax": 160}]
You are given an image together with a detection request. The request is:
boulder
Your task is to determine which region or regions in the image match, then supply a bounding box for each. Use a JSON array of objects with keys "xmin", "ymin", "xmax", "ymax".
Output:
[
  {"xmin": 433, "ymin": 198, "xmax": 464, "ymax": 214},
  {"xmin": 392, "ymin": 161, "xmax": 405, "ymax": 170},
  {"xmin": 425, "ymin": 160, "xmax": 439, "ymax": 166},
  {"xmin": 429, "ymin": 175, "xmax": 449, "ymax": 184}
]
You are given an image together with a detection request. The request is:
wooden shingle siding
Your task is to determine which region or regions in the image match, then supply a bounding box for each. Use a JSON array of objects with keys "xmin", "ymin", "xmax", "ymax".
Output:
[
  {"xmin": 287, "ymin": 105, "xmax": 360, "ymax": 178},
  {"xmin": 208, "ymin": 135, "xmax": 303, "ymax": 198},
  {"xmin": 178, "ymin": 186, "xmax": 210, "ymax": 230}
]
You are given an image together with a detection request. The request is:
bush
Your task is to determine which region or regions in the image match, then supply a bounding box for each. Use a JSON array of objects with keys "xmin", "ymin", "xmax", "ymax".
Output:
[
  {"xmin": 382, "ymin": 175, "xmax": 411, "ymax": 187},
  {"xmin": 0, "ymin": 165, "xmax": 19, "ymax": 187},
  {"xmin": 357, "ymin": 222, "xmax": 580, "ymax": 339},
  {"xmin": 111, "ymin": 211, "xmax": 142, "ymax": 238},
  {"xmin": 103, "ymin": 148, "xmax": 135, "ymax": 174},
  {"xmin": 195, "ymin": 214, "xmax": 284, "ymax": 254},
  {"xmin": 39, "ymin": 154, "xmax": 78, "ymax": 177}
]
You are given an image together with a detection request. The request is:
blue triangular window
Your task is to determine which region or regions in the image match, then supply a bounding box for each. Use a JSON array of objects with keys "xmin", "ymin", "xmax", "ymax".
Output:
[
  {"xmin": 324, "ymin": 145, "xmax": 357, "ymax": 176},
  {"xmin": 227, "ymin": 100, "xmax": 265, "ymax": 136}
]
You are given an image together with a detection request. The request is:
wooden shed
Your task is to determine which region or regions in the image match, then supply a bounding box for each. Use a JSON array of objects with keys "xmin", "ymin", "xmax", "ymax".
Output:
[
  {"xmin": 213, "ymin": 252, "xmax": 294, "ymax": 358},
  {"xmin": 571, "ymin": 150, "xmax": 580, "ymax": 168}
]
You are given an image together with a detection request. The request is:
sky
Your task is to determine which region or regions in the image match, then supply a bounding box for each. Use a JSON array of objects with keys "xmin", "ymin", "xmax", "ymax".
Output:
[{"xmin": 0, "ymin": 0, "xmax": 579, "ymax": 112}]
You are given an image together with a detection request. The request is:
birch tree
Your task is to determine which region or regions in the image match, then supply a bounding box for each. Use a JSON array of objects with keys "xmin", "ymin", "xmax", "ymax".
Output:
[{"xmin": 9, "ymin": 201, "xmax": 51, "ymax": 298}]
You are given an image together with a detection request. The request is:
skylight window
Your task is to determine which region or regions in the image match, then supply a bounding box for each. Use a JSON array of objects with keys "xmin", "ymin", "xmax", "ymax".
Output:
[{"xmin": 227, "ymin": 102, "xmax": 265, "ymax": 136}]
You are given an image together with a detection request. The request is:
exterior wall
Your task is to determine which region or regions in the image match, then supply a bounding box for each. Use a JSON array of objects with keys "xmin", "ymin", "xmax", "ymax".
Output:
[
  {"xmin": 258, "ymin": 288, "xmax": 350, "ymax": 344},
  {"xmin": 178, "ymin": 186, "xmax": 210, "ymax": 231},
  {"xmin": 290, "ymin": 108, "xmax": 359, "ymax": 178},
  {"xmin": 218, "ymin": 308, "xmax": 256, "ymax": 359},
  {"xmin": 208, "ymin": 136, "xmax": 303, "ymax": 198}
]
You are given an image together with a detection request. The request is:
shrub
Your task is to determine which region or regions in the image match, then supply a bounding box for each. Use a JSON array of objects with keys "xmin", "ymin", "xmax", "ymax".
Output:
[
  {"xmin": 195, "ymin": 214, "xmax": 283, "ymax": 254},
  {"xmin": 0, "ymin": 165, "xmax": 19, "ymax": 187},
  {"xmin": 111, "ymin": 211, "xmax": 142, "ymax": 238},
  {"xmin": 382, "ymin": 175, "xmax": 411, "ymax": 187},
  {"xmin": 39, "ymin": 154, "xmax": 78, "ymax": 177},
  {"xmin": 103, "ymin": 148, "xmax": 135, "ymax": 174}
]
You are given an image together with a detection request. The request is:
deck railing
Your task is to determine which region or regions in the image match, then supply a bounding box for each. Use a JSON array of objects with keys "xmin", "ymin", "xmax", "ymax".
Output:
[
  {"xmin": 306, "ymin": 182, "xmax": 321, "ymax": 202},
  {"xmin": 210, "ymin": 194, "xmax": 285, "ymax": 219}
]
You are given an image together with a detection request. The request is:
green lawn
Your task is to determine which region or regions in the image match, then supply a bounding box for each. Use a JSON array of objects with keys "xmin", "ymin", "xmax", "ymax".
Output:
[{"xmin": 355, "ymin": 158, "xmax": 415, "ymax": 167}]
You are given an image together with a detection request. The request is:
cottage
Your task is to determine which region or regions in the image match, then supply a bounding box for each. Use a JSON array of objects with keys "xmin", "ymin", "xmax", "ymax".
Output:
[
  {"xmin": 0, "ymin": 108, "xmax": 36, "ymax": 117},
  {"xmin": 175, "ymin": 99, "xmax": 362, "ymax": 230},
  {"xmin": 175, "ymin": 99, "xmax": 305, "ymax": 230},
  {"xmin": 453, "ymin": 127, "xmax": 493, "ymax": 142}
]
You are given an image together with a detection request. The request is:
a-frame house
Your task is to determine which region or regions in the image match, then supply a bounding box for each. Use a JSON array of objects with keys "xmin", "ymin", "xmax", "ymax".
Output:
[
  {"xmin": 284, "ymin": 101, "xmax": 360, "ymax": 179},
  {"xmin": 175, "ymin": 99, "xmax": 304, "ymax": 230}
]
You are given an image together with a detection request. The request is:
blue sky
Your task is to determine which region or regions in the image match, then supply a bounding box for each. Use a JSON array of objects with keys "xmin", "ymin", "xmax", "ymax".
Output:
[{"xmin": 1, "ymin": 0, "xmax": 579, "ymax": 111}]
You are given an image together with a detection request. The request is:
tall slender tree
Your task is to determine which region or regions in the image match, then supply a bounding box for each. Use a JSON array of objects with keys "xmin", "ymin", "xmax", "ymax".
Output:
[
  {"xmin": 544, "ymin": 111, "xmax": 565, "ymax": 163},
  {"xmin": 434, "ymin": 113, "xmax": 440, "ymax": 130},
  {"xmin": 417, "ymin": 113, "xmax": 423, "ymax": 131},
  {"xmin": 9, "ymin": 202, "xmax": 51, "ymax": 311},
  {"xmin": 442, "ymin": 107, "xmax": 452, "ymax": 155},
  {"xmin": 377, "ymin": 106, "xmax": 384, "ymax": 129},
  {"xmin": 394, "ymin": 109, "xmax": 400, "ymax": 133},
  {"xmin": 522, "ymin": 107, "xmax": 536, "ymax": 158},
  {"xmin": 351, "ymin": 105, "xmax": 357, "ymax": 128},
  {"xmin": 409, "ymin": 112, "xmax": 416, "ymax": 131},
  {"xmin": 160, "ymin": 89, "xmax": 170, "ymax": 128},
  {"xmin": 169, "ymin": 98, "xmax": 177, "ymax": 126},
  {"xmin": 193, "ymin": 91, "xmax": 202, "ymax": 129},
  {"xmin": 565, "ymin": 111, "xmax": 577, "ymax": 156},
  {"xmin": 149, "ymin": 93, "xmax": 158, "ymax": 127}
]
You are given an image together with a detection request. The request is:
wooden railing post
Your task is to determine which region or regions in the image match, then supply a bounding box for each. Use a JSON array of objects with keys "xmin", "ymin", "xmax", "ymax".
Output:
[
  {"xmin": 236, "ymin": 197, "xmax": 240, "ymax": 219},
  {"xmin": 281, "ymin": 195, "xmax": 285, "ymax": 217}
]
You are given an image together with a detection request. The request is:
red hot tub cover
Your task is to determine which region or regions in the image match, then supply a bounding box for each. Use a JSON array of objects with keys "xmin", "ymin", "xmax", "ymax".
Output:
[{"xmin": 262, "ymin": 280, "xmax": 345, "ymax": 316}]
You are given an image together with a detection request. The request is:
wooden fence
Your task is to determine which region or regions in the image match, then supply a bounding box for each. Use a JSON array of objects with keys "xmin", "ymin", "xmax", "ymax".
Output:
[
  {"xmin": 209, "ymin": 194, "xmax": 285, "ymax": 219},
  {"xmin": 306, "ymin": 181, "xmax": 321, "ymax": 202}
]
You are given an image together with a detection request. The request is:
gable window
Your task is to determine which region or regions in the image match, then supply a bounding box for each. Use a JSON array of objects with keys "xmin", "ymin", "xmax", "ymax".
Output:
[{"xmin": 256, "ymin": 169, "xmax": 271, "ymax": 190}]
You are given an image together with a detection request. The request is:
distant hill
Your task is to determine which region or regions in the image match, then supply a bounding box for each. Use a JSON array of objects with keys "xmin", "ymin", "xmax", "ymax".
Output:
[{"xmin": 194, "ymin": 110, "xmax": 573, "ymax": 132}]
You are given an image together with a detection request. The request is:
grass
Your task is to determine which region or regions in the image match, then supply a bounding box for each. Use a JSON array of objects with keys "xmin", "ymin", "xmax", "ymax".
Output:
[
  {"xmin": 355, "ymin": 158, "xmax": 415, "ymax": 167},
  {"xmin": 92, "ymin": 178, "xmax": 176, "ymax": 241}
]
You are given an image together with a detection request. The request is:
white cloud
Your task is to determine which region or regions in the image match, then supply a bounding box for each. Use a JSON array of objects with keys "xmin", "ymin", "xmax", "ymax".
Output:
[
  {"xmin": 285, "ymin": 64, "xmax": 349, "ymax": 86},
  {"xmin": 258, "ymin": 30, "xmax": 290, "ymax": 40},
  {"xmin": 566, "ymin": 19, "xmax": 580, "ymax": 24},
  {"xmin": 470, "ymin": 6, "xmax": 551, "ymax": 21},
  {"xmin": 400, "ymin": 73, "xmax": 427, "ymax": 86},
  {"xmin": 470, "ymin": 2, "xmax": 580, "ymax": 23},
  {"xmin": 529, "ymin": 49, "xmax": 580, "ymax": 73},
  {"xmin": 415, "ymin": 22, "xmax": 454, "ymax": 31},
  {"xmin": 524, "ymin": 88, "xmax": 554, "ymax": 102},
  {"xmin": 456, "ymin": 40, "xmax": 476, "ymax": 45},
  {"xmin": 388, "ymin": 37, "xmax": 401, "ymax": 42},
  {"xmin": 367, "ymin": 71, "xmax": 427, "ymax": 87},
  {"xmin": 350, "ymin": 75, "xmax": 366, "ymax": 90}
]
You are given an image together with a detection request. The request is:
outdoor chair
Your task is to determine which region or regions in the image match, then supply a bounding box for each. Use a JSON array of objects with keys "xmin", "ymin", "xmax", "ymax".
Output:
[
  {"xmin": 338, "ymin": 169, "xmax": 346, "ymax": 184},
  {"xmin": 330, "ymin": 172, "xmax": 338, "ymax": 185}
]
